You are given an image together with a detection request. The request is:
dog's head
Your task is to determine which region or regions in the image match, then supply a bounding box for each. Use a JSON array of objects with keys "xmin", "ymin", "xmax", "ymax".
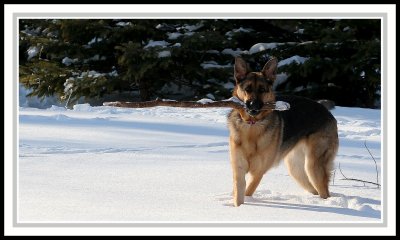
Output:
[{"xmin": 233, "ymin": 57, "xmax": 277, "ymax": 120}]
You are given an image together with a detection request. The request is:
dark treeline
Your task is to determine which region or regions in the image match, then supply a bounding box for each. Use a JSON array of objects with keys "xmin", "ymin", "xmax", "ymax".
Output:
[{"xmin": 19, "ymin": 19, "xmax": 380, "ymax": 108}]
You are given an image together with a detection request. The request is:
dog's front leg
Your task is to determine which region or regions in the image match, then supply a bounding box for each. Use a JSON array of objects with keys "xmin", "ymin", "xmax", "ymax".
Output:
[{"xmin": 229, "ymin": 139, "xmax": 248, "ymax": 207}]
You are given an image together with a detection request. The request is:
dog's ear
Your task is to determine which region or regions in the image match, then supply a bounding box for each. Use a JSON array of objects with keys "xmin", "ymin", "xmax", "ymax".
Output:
[
  {"xmin": 262, "ymin": 57, "xmax": 278, "ymax": 81},
  {"xmin": 234, "ymin": 57, "xmax": 248, "ymax": 83}
]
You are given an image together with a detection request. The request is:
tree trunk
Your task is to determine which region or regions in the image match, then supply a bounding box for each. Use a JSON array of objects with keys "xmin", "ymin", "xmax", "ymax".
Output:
[{"xmin": 139, "ymin": 79, "xmax": 151, "ymax": 101}]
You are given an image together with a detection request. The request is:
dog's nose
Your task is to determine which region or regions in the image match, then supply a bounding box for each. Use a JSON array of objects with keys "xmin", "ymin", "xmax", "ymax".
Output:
[
  {"xmin": 248, "ymin": 109, "xmax": 260, "ymax": 116},
  {"xmin": 245, "ymin": 100, "xmax": 263, "ymax": 116},
  {"xmin": 245, "ymin": 100, "xmax": 263, "ymax": 110}
]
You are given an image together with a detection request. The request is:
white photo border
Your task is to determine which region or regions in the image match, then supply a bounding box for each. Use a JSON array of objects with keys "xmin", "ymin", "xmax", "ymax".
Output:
[{"xmin": 4, "ymin": 4, "xmax": 396, "ymax": 236}]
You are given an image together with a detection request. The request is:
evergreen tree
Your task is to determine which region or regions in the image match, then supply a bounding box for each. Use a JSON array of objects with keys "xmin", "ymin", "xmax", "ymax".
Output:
[
  {"xmin": 19, "ymin": 19, "xmax": 381, "ymax": 108},
  {"xmin": 272, "ymin": 19, "xmax": 381, "ymax": 108}
]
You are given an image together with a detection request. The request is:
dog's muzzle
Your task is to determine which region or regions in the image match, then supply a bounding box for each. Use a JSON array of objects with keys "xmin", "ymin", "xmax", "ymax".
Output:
[
  {"xmin": 245, "ymin": 100, "xmax": 263, "ymax": 116},
  {"xmin": 247, "ymin": 109, "xmax": 260, "ymax": 116}
]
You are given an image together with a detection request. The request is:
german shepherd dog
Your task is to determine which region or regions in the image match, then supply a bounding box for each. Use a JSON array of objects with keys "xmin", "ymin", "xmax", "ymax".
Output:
[{"xmin": 228, "ymin": 57, "xmax": 338, "ymax": 207}]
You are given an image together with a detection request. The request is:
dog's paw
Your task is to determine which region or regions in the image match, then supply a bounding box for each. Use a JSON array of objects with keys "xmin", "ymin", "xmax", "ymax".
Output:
[{"xmin": 233, "ymin": 199, "xmax": 244, "ymax": 207}]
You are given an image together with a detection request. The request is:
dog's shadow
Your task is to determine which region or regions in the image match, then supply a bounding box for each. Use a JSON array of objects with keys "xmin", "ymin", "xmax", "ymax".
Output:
[{"xmin": 218, "ymin": 191, "xmax": 381, "ymax": 219}]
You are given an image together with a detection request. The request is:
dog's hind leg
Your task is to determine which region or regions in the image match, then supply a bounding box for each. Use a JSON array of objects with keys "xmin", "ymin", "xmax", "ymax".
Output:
[
  {"xmin": 304, "ymin": 126, "xmax": 338, "ymax": 199},
  {"xmin": 284, "ymin": 141, "xmax": 318, "ymax": 195},
  {"xmin": 245, "ymin": 172, "xmax": 263, "ymax": 196}
]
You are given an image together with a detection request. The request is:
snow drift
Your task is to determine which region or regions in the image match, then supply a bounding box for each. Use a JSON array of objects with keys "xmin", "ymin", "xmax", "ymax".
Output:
[{"xmin": 18, "ymin": 104, "xmax": 381, "ymax": 222}]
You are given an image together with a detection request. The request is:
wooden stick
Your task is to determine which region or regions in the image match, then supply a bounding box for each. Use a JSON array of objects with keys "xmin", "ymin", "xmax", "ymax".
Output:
[{"xmin": 103, "ymin": 97, "xmax": 279, "ymax": 110}]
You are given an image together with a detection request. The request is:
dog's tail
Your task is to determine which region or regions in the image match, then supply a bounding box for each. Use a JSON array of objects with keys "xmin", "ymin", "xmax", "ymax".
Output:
[{"xmin": 317, "ymin": 99, "xmax": 335, "ymax": 110}]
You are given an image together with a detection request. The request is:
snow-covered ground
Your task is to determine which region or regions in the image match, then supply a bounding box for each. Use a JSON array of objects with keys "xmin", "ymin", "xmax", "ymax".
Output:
[{"xmin": 18, "ymin": 103, "xmax": 382, "ymax": 222}]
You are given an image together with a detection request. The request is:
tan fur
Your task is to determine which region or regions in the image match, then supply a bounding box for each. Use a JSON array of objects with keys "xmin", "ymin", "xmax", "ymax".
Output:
[
  {"xmin": 228, "ymin": 111, "xmax": 282, "ymax": 206},
  {"xmin": 284, "ymin": 140, "xmax": 319, "ymax": 195},
  {"xmin": 303, "ymin": 120, "xmax": 338, "ymax": 198},
  {"xmin": 229, "ymin": 112, "xmax": 338, "ymax": 206},
  {"xmin": 228, "ymin": 57, "xmax": 338, "ymax": 207}
]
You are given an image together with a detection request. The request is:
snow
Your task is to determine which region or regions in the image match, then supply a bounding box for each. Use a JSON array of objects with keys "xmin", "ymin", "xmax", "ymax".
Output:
[
  {"xmin": 206, "ymin": 50, "xmax": 219, "ymax": 54},
  {"xmin": 273, "ymin": 73, "xmax": 289, "ymax": 90},
  {"xmin": 27, "ymin": 46, "xmax": 39, "ymax": 60},
  {"xmin": 143, "ymin": 40, "xmax": 170, "ymax": 49},
  {"xmin": 201, "ymin": 61, "xmax": 232, "ymax": 69},
  {"xmin": 116, "ymin": 22, "xmax": 131, "ymax": 27},
  {"xmin": 223, "ymin": 81, "xmax": 235, "ymax": 90},
  {"xmin": 155, "ymin": 23, "xmax": 175, "ymax": 31},
  {"xmin": 249, "ymin": 43, "xmax": 284, "ymax": 55},
  {"xmin": 233, "ymin": 27, "xmax": 253, "ymax": 33},
  {"xmin": 184, "ymin": 32, "xmax": 194, "ymax": 37},
  {"xmin": 19, "ymin": 84, "xmax": 63, "ymax": 109},
  {"xmin": 183, "ymin": 22, "xmax": 204, "ymax": 32},
  {"xmin": 205, "ymin": 93, "xmax": 215, "ymax": 100},
  {"xmin": 294, "ymin": 29, "xmax": 305, "ymax": 34},
  {"xmin": 221, "ymin": 48, "xmax": 248, "ymax": 57},
  {"xmin": 18, "ymin": 102, "xmax": 382, "ymax": 222},
  {"xmin": 157, "ymin": 50, "xmax": 171, "ymax": 58},
  {"xmin": 21, "ymin": 27, "xmax": 41, "ymax": 37},
  {"xmin": 167, "ymin": 32, "xmax": 183, "ymax": 40},
  {"xmin": 91, "ymin": 54, "xmax": 101, "ymax": 61},
  {"xmin": 63, "ymin": 77, "xmax": 75, "ymax": 94},
  {"xmin": 197, "ymin": 98, "xmax": 214, "ymax": 104},
  {"xmin": 225, "ymin": 27, "xmax": 254, "ymax": 37},
  {"xmin": 87, "ymin": 37, "xmax": 103, "ymax": 46},
  {"xmin": 85, "ymin": 70, "xmax": 104, "ymax": 78},
  {"xmin": 278, "ymin": 55, "xmax": 309, "ymax": 67},
  {"xmin": 274, "ymin": 101, "xmax": 290, "ymax": 111},
  {"xmin": 62, "ymin": 57, "xmax": 78, "ymax": 66},
  {"xmin": 108, "ymin": 69, "xmax": 119, "ymax": 77}
]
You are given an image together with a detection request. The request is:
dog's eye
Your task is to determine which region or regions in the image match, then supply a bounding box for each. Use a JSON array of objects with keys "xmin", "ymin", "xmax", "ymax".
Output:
[
  {"xmin": 258, "ymin": 88, "xmax": 267, "ymax": 93},
  {"xmin": 245, "ymin": 87, "xmax": 252, "ymax": 93}
]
